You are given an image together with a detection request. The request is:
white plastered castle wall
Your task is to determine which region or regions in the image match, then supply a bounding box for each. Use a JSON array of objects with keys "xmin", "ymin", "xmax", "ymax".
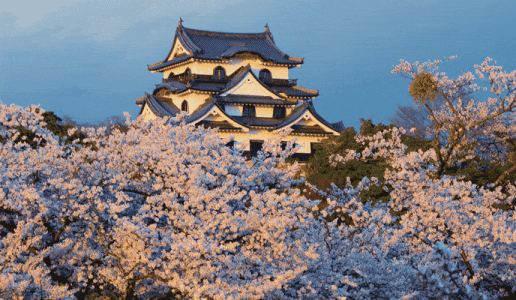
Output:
[
  {"xmin": 139, "ymin": 106, "xmax": 331, "ymax": 154},
  {"xmin": 214, "ymin": 104, "xmax": 293, "ymax": 118},
  {"xmin": 141, "ymin": 104, "xmax": 157, "ymax": 123},
  {"xmin": 214, "ymin": 130, "xmax": 325, "ymax": 154},
  {"xmin": 194, "ymin": 107, "xmax": 333, "ymax": 154},
  {"xmin": 172, "ymin": 92, "xmax": 212, "ymax": 114},
  {"xmin": 255, "ymin": 106, "xmax": 274, "ymax": 118},
  {"xmin": 155, "ymin": 90, "xmax": 213, "ymax": 114}
]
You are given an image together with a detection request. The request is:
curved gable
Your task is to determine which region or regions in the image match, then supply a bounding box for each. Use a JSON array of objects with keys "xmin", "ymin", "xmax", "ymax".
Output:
[
  {"xmin": 221, "ymin": 68, "xmax": 283, "ymax": 99},
  {"xmin": 166, "ymin": 36, "xmax": 192, "ymax": 62},
  {"xmin": 275, "ymin": 104, "xmax": 340, "ymax": 135},
  {"xmin": 186, "ymin": 104, "xmax": 250, "ymax": 132}
]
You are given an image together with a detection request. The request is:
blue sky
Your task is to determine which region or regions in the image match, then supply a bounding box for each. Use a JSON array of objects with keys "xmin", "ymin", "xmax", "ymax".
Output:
[{"xmin": 1, "ymin": 0, "xmax": 515, "ymax": 129}]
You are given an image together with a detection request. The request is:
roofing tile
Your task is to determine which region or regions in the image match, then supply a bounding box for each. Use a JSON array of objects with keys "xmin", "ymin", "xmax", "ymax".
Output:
[
  {"xmin": 215, "ymin": 95, "xmax": 294, "ymax": 106},
  {"xmin": 230, "ymin": 116, "xmax": 283, "ymax": 127},
  {"xmin": 148, "ymin": 54, "xmax": 191, "ymax": 71},
  {"xmin": 196, "ymin": 120, "xmax": 243, "ymax": 131},
  {"xmin": 155, "ymin": 81, "xmax": 188, "ymax": 93},
  {"xmin": 272, "ymin": 86, "xmax": 319, "ymax": 98},
  {"xmin": 142, "ymin": 93, "xmax": 180, "ymax": 118},
  {"xmin": 180, "ymin": 26, "xmax": 302, "ymax": 65}
]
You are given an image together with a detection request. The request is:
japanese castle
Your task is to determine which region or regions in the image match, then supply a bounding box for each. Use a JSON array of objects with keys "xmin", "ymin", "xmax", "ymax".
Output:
[{"xmin": 137, "ymin": 19, "xmax": 342, "ymax": 159}]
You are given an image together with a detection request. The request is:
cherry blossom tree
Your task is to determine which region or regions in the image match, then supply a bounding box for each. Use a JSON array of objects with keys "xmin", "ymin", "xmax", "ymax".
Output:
[
  {"xmin": 327, "ymin": 127, "xmax": 516, "ymax": 299},
  {"xmin": 392, "ymin": 57, "xmax": 516, "ymax": 180},
  {"xmin": 0, "ymin": 103, "xmax": 319, "ymax": 299},
  {"xmin": 2, "ymin": 65, "xmax": 516, "ymax": 300}
]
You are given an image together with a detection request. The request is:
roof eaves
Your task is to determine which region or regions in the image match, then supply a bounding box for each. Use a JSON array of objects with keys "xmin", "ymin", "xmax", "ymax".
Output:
[
  {"xmin": 177, "ymin": 26, "xmax": 202, "ymax": 55},
  {"xmin": 275, "ymin": 102, "xmax": 309, "ymax": 129},
  {"xmin": 223, "ymin": 66, "xmax": 286, "ymax": 100},
  {"xmin": 148, "ymin": 54, "xmax": 192, "ymax": 71},
  {"xmin": 144, "ymin": 93, "xmax": 178, "ymax": 118},
  {"xmin": 306, "ymin": 103, "xmax": 341, "ymax": 134},
  {"xmin": 154, "ymin": 81, "xmax": 188, "ymax": 94},
  {"xmin": 224, "ymin": 64, "xmax": 253, "ymax": 90}
]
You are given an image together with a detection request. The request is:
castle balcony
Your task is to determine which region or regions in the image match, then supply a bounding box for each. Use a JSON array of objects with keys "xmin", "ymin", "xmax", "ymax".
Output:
[
  {"xmin": 163, "ymin": 74, "xmax": 229, "ymax": 84},
  {"xmin": 163, "ymin": 73, "xmax": 297, "ymax": 87}
]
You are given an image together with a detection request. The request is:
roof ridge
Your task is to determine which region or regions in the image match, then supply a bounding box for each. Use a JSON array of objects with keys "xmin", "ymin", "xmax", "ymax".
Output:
[{"xmin": 182, "ymin": 26, "xmax": 268, "ymax": 38}]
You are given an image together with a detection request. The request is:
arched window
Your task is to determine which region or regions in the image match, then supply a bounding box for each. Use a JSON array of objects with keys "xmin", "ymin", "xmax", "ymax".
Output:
[
  {"xmin": 213, "ymin": 66, "xmax": 226, "ymax": 80},
  {"xmin": 181, "ymin": 100, "xmax": 188, "ymax": 113},
  {"xmin": 167, "ymin": 72, "xmax": 175, "ymax": 79},
  {"xmin": 259, "ymin": 69, "xmax": 272, "ymax": 82},
  {"xmin": 184, "ymin": 68, "xmax": 191, "ymax": 76}
]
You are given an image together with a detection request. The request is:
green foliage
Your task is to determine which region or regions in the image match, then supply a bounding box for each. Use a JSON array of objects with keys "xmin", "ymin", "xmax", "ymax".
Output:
[
  {"xmin": 301, "ymin": 119, "xmax": 435, "ymax": 206},
  {"xmin": 41, "ymin": 111, "xmax": 87, "ymax": 145},
  {"xmin": 4, "ymin": 110, "xmax": 87, "ymax": 148},
  {"xmin": 409, "ymin": 72, "xmax": 439, "ymax": 103}
]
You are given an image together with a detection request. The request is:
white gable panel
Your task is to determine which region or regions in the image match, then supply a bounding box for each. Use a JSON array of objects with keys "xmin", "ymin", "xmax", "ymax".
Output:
[
  {"xmin": 166, "ymin": 37, "xmax": 189, "ymax": 61},
  {"xmin": 275, "ymin": 110, "xmax": 339, "ymax": 135},
  {"xmin": 141, "ymin": 104, "xmax": 157, "ymax": 122},
  {"xmin": 221, "ymin": 71, "xmax": 281, "ymax": 99},
  {"xmin": 192, "ymin": 106, "xmax": 249, "ymax": 132}
]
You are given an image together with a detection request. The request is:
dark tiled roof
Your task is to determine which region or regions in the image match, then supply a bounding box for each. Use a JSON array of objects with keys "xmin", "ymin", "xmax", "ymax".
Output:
[
  {"xmin": 224, "ymin": 65, "xmax": 252, "ymax": 90},
  {"xmin": 140, "ymin": 93, "xmax": 180, "ymax": 118},
  {"xmin": 276, "ymin": 102, "xmax": 310, "ymax": 128},
  {"xmin": 155, "ymin": 81, "xmax": 188, "ymax": 93},
  {"xmin": 139, "ymin": 93, "xmax": 339, "ymax": 135},
  {"xmin": 190, "ymin": 82, "xmax": 225, "ymax": 92},
  {"xmin": 274, "ymin": 101, "xmax": 340, "ymax": 133},
  {"xmin": 153, "ymin": 81, "xmax": 223, "ymax": 95},
  {"xmin": 272, "ymin": 86, "xmax": 319, "ymax": 98},
  {"xmin": 230, "ymin": 116, "xmax": 283, "ymax": 127},
  {"xmin": 196, "ymin": 120, "xmax": 243, "ymax": 131},
  {"xmin": 151, "ymin": 64, "xmax": 316, "ymax": 100},
  {"xmin": 179, "ymin": 26, "xmax": 303, "ymax": 65},
  {"xmin": 220, "ymin": 45, "xmax": 257, "ymax": 58},
  {"xmin": 331, "ymin": 121, "xmax": 345, "ymax": 132},
  {"xmin": 184, "ymin": 100, "xmax": 216, "ymax": 123},
  {"xmin": 150, "ymin": 25, "xmax": 304, "ymax": 70},
  {"xmin": 135, "ymin": 96, "xmax": 145, "ymax": 105},
  {"xmin": 215, "ymin": 95, "xmax": 295, "ymax": 106},
  {"xmin": 184, "ymin": 101, "xmax": 249, "ymax": 130},
  {"xmin": 148, "ymin": 54, "xmax": 191, "ymax": 71},
  {"xmin": 291, "ymin": 125, "xmax": 334, "ymax": 134},
  {"xmin": 306, "ymin": 102, "xmax": 340, "ymax": 132},
  {"xmin": 222, "ymin": 65, "xmax": 285, "ymax": 99}
]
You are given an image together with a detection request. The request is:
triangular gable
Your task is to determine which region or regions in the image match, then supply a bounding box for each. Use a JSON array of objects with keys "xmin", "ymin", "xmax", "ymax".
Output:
[
  {"xmin": 220, "ymin": 69, "xmax": 283, "ymax": 100},
  {"xmin": 274, "ymin": 108, "xmax": 340, "ymax": 135},
  {"xmin": 166, "ymin": 36, "xmax": 192, "ymax": 62},
  {"xmin": 188, "ymin": 105, "xmax": 250, "ymax": 132}
]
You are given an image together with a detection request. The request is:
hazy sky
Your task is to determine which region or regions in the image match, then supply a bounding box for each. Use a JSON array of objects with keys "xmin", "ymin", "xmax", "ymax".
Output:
[{"xmin": 1, "ymin": 0, "xmax": 516, "ymax": 129}]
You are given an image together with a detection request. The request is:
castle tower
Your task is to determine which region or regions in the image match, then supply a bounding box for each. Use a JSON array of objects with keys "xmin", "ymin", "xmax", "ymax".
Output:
[{"xmin": 136, "ymin": 20, "xmax": 341, "ymax": 159}]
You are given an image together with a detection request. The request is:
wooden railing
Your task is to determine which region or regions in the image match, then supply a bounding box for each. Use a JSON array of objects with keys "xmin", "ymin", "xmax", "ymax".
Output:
[
  {"xmin": 163, "ymin": 73, "xmax": 297, "ymax": 86},
  {"xmin": 163, "ymin": 74, "xmax": 229, "ymax": 84}
]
